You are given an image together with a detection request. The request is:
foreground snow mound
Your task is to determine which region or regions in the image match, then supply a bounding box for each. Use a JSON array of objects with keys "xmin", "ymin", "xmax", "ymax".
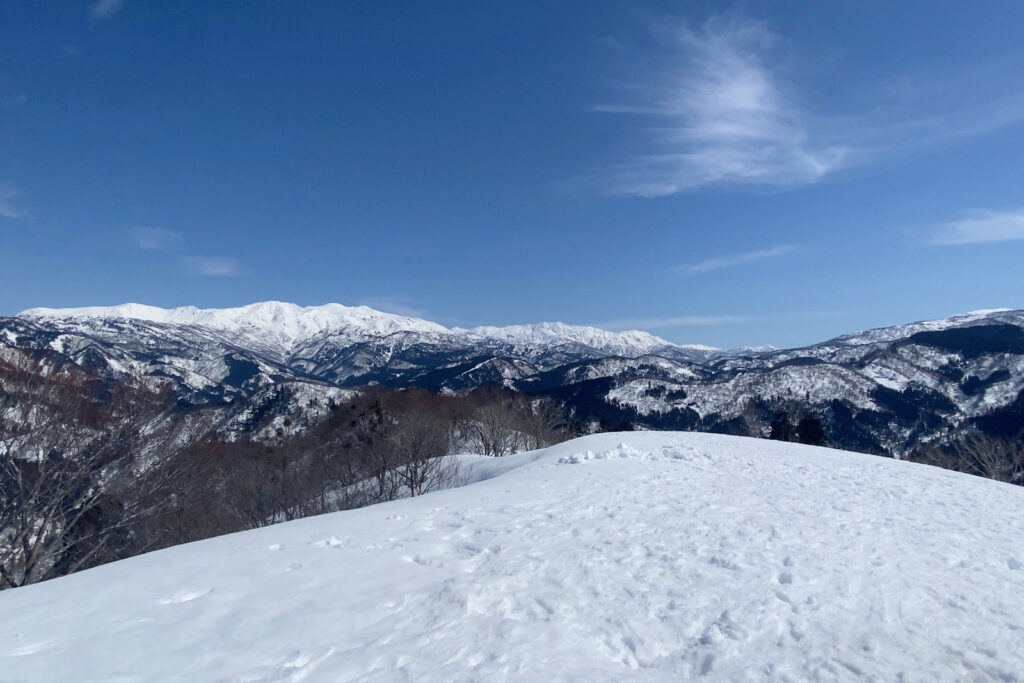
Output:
[{"xmin": 3, "ymin": 433, "xmax": 1024, "ymax": 681}]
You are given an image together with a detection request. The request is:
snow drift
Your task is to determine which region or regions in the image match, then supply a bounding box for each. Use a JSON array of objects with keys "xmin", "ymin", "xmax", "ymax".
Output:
[{"xmin": 2, "ymin": 432, "xmax": 1023, "ymax": 681}]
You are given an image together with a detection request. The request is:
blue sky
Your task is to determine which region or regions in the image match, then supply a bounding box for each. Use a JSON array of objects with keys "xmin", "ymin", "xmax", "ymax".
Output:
[{"xmin": 2, "ymin": 1, "xmax": 1023, "ymax": 348}]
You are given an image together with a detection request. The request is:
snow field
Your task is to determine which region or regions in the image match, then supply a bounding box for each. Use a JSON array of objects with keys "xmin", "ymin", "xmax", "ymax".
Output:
[{"xmin": 1, "ymin": 432, "xmax": 1023, "ymax": 681}]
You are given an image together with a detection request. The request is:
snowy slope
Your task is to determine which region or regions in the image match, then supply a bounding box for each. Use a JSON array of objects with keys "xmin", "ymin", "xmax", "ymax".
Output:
[
  {"xmin": 2, "ymin": 433, "xmax": 1023, "ymax": 681},
  {"xmin": 834, "ymin": 309, "xmax": 1019, "ymax": 346}
]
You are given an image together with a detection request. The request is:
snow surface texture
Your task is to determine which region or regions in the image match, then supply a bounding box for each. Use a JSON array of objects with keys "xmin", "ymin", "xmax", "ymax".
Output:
[
  {"xmin": 18, "ymin": 301, "xmax": 681, "ymax": 356},
  {"xmin": 3, "ymin": 433, "xmax": 1024, "ymax": 681}
]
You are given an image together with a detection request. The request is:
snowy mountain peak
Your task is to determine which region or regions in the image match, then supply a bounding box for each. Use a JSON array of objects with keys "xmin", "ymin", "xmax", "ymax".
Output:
[
  {"xmin": 16, "ymin": 301, "xmax": 687, "ymax": 356},
  {"xmin": 19, "ymin": 301, "xmax": 448, "ymax": 343},
  {"xmin": 456, "ymin": 321, "xmax": 674, "ymax": 356},
  {"xmin": 20, "ymin": 302, "xmax": 189, "ymax": 323}
]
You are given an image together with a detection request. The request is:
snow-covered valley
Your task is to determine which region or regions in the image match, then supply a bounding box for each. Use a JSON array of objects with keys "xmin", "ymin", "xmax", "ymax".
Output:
[{"xmin": 2, "ymin": 432, "xmax": 1022, "ymax": 681}]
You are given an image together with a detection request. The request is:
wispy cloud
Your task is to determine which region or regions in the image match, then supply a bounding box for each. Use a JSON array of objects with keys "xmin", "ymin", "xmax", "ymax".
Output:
[
  {"xmin": 182, "ymin": 257, "xmax": 241, "ymax": 277},
  {"xmin": 596, "ymin": 16, "xmax": 847, "ymax": 196},
  {"xmin": 129, "ymin": 226, "xmax": 180, "ymax": 250},
  {"xmin": 930, "ymin": 209, "xmax": 1024, "ymax": 245},
  {"xmin": 90, "ymin": 0, "xmax": 124, "ymax": 20},
  {"xmin": 356, "ymin": 296, "xmax": 427, "ymax": 319},
  {"xmin": 592, "ymin": 15, "xmax": 1024, "ymax": 197},
  {"xmin": 0, "ymin": 182, "xmax": 23, "ymax": 219},
  {"xmin": 675, "ymin": 244, "xmax": 797, "ymax": 275},
  {"xmin": 596, "ymin": 314, "xmax": 751, "ymax": 331}
]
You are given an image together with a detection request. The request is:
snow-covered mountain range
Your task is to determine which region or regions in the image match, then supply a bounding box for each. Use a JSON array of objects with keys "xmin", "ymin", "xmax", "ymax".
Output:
[
  {"xmin": 4, "ymin": 302, "xmax": 1024, "ymax": 455},
  {"xmin": 18, "ymin": 301, "xmax": 689, "ymax": 358},
  {"xmin": 3, "ymin": 432, "xmax": 1023, "ymax": 680}
]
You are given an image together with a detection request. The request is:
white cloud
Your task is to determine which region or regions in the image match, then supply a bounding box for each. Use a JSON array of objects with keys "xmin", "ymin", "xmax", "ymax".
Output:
[
  {"xmin": 182, "ymin": 257, "xmax": 241, "ymax": 277},
  {"xmin": 0, "ymin": 182, "xmax": 23, "ymax": 218},
  {"xmin": 592, "ymin": 16, "xmax": 1024, "ymax": 197},
  {"xmin": 129, "ymin": 226, "xmax": 180, "ymax": 250},
  {"xmin": 356, "ymin": 296, "xmax": 427, "ymax": 319},
  {"xmin": 930, "ymin": 209, "xmax": 1024, "ymax": 245},
  {"xmin": 90, "ymin": 0, "xmax": 124, "ymax": 20},
  {"xmin": 597, "ymin": 315, "xmax": 751, "ymax": 331},
  {"xmin": 675, "ymin": 244, "xmax": 797, "ymax": 275},
  {"xmin": 598, "ymin": 16, "xmax": 847, "ymax": 196}
]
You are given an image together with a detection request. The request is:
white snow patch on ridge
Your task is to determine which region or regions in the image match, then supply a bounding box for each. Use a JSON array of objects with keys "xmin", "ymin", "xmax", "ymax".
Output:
[{"xmin": 2, "ymin": 432, "xmax": 1023, "ymax": 681}]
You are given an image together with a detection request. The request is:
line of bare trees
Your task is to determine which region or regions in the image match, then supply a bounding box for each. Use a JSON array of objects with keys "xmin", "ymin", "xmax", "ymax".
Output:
[
  {"xmin": 0, "ymin": 351, "xmax": 190, "ymax": 588},
  {"xmin": 107, "ymin": 385, "xmax": 572, "ymax": 559},
  {"xmin": 2, "ymin": 354, "xmax": 573, "ymax": 589},
  {"xmin": 462, "ymin": 387, "xmax": 569, "ymax": 456},
  {"xmin": 909, "ymin": 431, "xmax": 1024, "ymax": 484}
]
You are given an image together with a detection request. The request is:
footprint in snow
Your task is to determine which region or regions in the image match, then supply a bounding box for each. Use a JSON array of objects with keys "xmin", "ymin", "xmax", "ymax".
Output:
[
  {"xmin": 403, "ymin": 554, "xmax": 444, "ymax": 568},
  {"xmin": 773, "ymin": 589, "xmax": 794, "ymax": 605},
  {"xmin": 708, "ymin": 555, "xmax": 741, "ymax": 571}
]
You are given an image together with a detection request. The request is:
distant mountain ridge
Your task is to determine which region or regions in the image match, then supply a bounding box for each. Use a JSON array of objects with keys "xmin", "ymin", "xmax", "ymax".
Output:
[
  {"xmin": 19, "ymin": 301, "xmax": 691, "ymax": 359},
  {"xmin": 5, "ymin": 302, "xmax": 1024, "ymax": 456}
]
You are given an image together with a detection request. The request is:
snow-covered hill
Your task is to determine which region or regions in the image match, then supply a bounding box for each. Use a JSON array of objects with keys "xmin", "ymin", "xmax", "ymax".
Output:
[{"xmin": 2, "ymin": 432, "xmax": 1022, "ymax": 681}]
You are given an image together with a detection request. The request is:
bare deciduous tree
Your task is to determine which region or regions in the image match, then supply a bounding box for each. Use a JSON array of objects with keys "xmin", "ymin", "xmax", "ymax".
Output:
[
  {"xmin": 461, "ymin": 389, "xmax": 570, "ymax": 456},
  {"xmin": 515, "ymin": 396, "xmax": 570, "ymax": 451},
  {"xmin": 464, "ymin": 388, "xmax": 525, "ymax": 457},
  {"xmin": 390, "ymin": 408, "xmax": 456, "ymax": 496},
  {"xmin": 911, "ymin": 432, "xmax": 1024, "ymax": 484},
  {"xmin": 0, "ymin": 354, "xmax": 175, "ymax": 588}
]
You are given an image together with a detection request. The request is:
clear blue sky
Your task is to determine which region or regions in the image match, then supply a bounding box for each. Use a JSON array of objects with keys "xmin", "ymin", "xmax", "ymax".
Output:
[{"xmin": 2, "ymin": 1, "xmax": 1023, "ymax": 348}]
